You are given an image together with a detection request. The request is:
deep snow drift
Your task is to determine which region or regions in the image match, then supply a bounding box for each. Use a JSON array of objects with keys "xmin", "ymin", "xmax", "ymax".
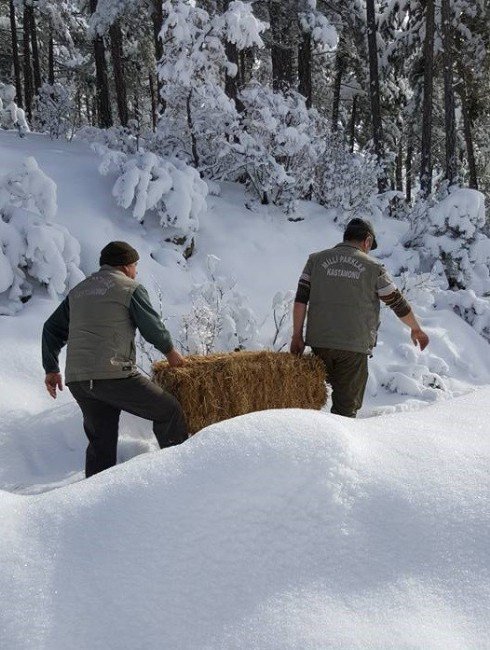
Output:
[{"xmin": 1, "ymin": 391, "xmax": 489, "ymax": 649}]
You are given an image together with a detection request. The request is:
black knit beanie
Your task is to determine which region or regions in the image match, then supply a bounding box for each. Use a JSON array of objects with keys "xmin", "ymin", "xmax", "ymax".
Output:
[{"xmin": 99, "ymin": 241, "xmax": 140, "ymax": 267}]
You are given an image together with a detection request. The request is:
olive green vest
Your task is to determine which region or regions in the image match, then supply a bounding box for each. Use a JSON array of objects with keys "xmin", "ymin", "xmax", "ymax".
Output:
[
  {"xmin": 305, "ymin": 243, "xmax": 382, "ymax": 354},
  {"xmin": 65, "ymin": 266, "xmax": 140, "ymax": 383}
]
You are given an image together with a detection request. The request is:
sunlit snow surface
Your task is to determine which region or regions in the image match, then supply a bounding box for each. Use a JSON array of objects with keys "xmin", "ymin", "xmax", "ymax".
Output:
[{"xmin": 1, "ymin": 395, "xmax": 490, "ymax": 649}]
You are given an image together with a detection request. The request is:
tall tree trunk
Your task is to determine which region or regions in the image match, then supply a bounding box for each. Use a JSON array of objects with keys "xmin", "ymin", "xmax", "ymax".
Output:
[
  {"xmin": 76, "ymin": 88, "xmax": 82, "ymax": 126},
  {"xmin": 90, "ymin": 0, "xmax": 113, "ymax": 128},
  {"xmin": 406, "ymin": 134, "xmax": 413, "ymax": 203},
  {"xmin": 23, "ymin": 3, "xmax": 34, "ymax": 120},
  {"xmin": 186, "ymin": 90, "xmax": 199, "ymax": 168},
  {"xmin": 109, "ymin": 21, "xmax": 129, "ymax": 126},
  {"xmin": 238, "ymin": 49, "xmax": 255, "ymax": 87},
  {"xmin": 420, "ymin": 0, "xmax": 435, "ymax": 197},
  {"xmin": 48, "ymin": 33, "xmax": 55, "ymax": 85},
  {"xmin": 29, "ymin": 5, "xmax": 42, "ymax": 93},
  {"xmin": 441, "ymin": 0, "xmax": 457, "ymax": 184},
  {"xmin": 298, "ymin": 29, "xmax": 312, "ymax": 108},
  {"xmin": 152, "ymin": 0, "xmax": 165, "ymax": 108},
  {"xmin": 366, "ymin": 0, "xmax": 387, "ymax": 191},
  {"xmin": 9, "ymin": 0, "xmax": 23, "ymax": 107},
  {"xmin": 85, "ymin": 90, "xmax": 94, "ymax": 125},
  {"xmin": 349, "ymin": 95, "xmax": 357, "ymax": 153},
  {"xmin": 457, "ymin": 80, "xmax": 478, "ymax": 190},
  {"xmin": 331, "ymin": 48, "xmax": 345, "ymax": 132},
  {"xmin": 239, "ymin": 50, "xmax": 246, "ymax": 84},
  {"xmin": 223, "ymin": 0, "xmax": 243, "ymax": 110},
  {"xmin": 269, "ymin": 0, "xmax": 298, "ymax": 92},
  {"xmin": 152, "ymin": 0, "xmax": 164, "ymax": 62},
  {"xmin": 133, "ymin": 82, "xmax": 141, "ymax": 149},
  {"xmin": 395, "ymin": 139, "xmax": 403, "ymax": 193},
  {"xmin": 239, "ymin": 50, "xmax": 248, "ymax": 85},
  {"xmin": 225, "ymin": 41, "xmax": 243, "ymax": 108},
  {"xmin": 149, "ymin": 71, "xmax": 158, "ymax": 130},
  {"xmin": 92, "ymin": 97, "xmax": 97, "ymax": 126},
  {"xmin": 85, "ymin": 92, "xmax": 91, "ymax": 123}
]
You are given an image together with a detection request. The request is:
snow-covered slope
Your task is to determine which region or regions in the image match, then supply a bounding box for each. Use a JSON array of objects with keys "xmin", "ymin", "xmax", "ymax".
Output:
[
  {"xmin": 1, "ymin": 131, "xmax": 489, "ymax": 407},
  {"xmin": 1, "ymin": 391, "xmax": 489, "ymax": 649},
  {"xmin": 1, "ymin": 129, "xmax": 490, "ymax": 490}
]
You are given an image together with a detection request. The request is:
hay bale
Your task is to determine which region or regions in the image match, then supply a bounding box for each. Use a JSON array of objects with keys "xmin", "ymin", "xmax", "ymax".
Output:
[{"xmin": 152, "ymin": 351, "xmax": 327, "ymax": 435}]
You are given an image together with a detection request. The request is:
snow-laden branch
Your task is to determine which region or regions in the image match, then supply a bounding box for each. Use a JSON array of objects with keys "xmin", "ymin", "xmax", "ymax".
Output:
[{"xmin": 0, "ymin": 158, "xmax": 83, "ymax": 315}]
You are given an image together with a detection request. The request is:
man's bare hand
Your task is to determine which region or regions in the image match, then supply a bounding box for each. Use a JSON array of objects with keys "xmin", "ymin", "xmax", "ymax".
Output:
[
  {"xmin": 166, "ymin": 348, "xmax": 186, "ymax": 367},
  {"xmin": 290, "ymin": 334, "xmax": 305, "ymax": 356},
  {"xmin": 411, "ymin": 328, "xmax": 429, "ymax": 351},
  {"xmin": 45, "ymin": 372, "xmax": 63, "ymax": 399}
]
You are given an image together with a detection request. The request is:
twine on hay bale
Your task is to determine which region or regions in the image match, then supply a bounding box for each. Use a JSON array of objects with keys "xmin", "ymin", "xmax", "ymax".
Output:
[{"xmin": 152, "ymin": 350, "xmax": 327, "ymax": 435}]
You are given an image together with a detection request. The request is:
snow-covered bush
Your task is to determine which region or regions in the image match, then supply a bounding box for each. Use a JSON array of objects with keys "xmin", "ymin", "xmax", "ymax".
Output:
[
  {"xmin": 77, "ymin": 125, "xmax": 140, "ymax": 154},
  {"xmin": 313, "ymin": 133, "xmax": 381, "ymax": 220},
  {"xmin": 403, "ymin": 188, "xmax": 490, "ymax": 294},
  {"xmin": 0, "ymin": 157, "xmax": 83, "ymax": 315},
  {"xmin": 0, "ymin": 84, "xmax": 29, "ymax": 137},
  {"xmin": 230, "ymin": 85, "xmax": 321, "ymax": 210},
  {"xmin": 395, "ymin": 269, "xmax": 448, "ymax": 304},
  {"xmin": 179, "ymin": 254, "xmax": 258, "ymax": 354},
  {"xmin": 434, "ymin": 289, "xmax": 490, "ymax": 343},
  {"xmin": 378, "ymin": 363, "xmax": 450, "ymax": 401},
  {"xmin": 367, "ymin": 333, "xmax": 455, "ymax": 406},
  {"xmin": 34, "ymin": 83, "xmax": 76, "ymax": 140},
  {"xmin": 95, "ymin": 146, "xmax": 208, "ymax": 238}
]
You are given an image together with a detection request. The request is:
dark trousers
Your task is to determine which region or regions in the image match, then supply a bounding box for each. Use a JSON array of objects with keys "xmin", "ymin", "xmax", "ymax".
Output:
[
  {"xmin": 68, "ymin": 374, "xmax": 188, "ymax": 478},
  {"xmin": 312, "ymin": 348, "xmax": 368, "ymax": 418}
]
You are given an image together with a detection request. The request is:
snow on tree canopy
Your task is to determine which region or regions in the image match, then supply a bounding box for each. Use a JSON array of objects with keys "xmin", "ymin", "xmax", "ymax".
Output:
[
  {"xmin": 434, "ymin": 289, "xmax": 490, "ymax": 343},
  {"xmin": 96, "ymin": 147, "xmax": 208, "ymax": 234},
  {"xmin": 218, "ymin": 1, "xmax": 268, "ymax": 50},
  {"xmin": 88, "ymin": 0, "xmax": 140, "ymax": 36},
  {"xmin": 159, "ymin": 0, "xmax": 267, "ymax": 88},
  {"xmin": 299, "ymin": 0, "xmax": 338, "ymax": 50},
  {"xmin": 0, "ymin": 158, "xmax": 83, "ymax": 315}
]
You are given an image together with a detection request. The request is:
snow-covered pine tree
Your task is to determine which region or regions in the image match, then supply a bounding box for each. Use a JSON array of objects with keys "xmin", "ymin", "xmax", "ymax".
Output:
[
  {"xmin": 157, "ymin": 0, "xmax": 267, "ymax": 172},
  {"xmin": 0, "ymin": 157, "xmax": 83, "ymax": 315},
  {"xmin": 34, "ymin": 82, "xmax": 76, "ymax": 139}
]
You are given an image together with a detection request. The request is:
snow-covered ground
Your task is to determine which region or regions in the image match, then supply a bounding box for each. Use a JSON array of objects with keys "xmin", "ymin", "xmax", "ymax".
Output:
[
  {"xmin": 1, "ymin": 131, "xmax": 489, "ymax": 648},
  {"xmin": 2, "ymin": 392, "xmax": 489, "ymax": 649}
]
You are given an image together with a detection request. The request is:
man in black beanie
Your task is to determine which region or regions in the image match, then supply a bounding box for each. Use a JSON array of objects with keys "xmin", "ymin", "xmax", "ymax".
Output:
[{"xmin": 42, "ymin": 241, "xmax": 188, "ymax": 478}]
